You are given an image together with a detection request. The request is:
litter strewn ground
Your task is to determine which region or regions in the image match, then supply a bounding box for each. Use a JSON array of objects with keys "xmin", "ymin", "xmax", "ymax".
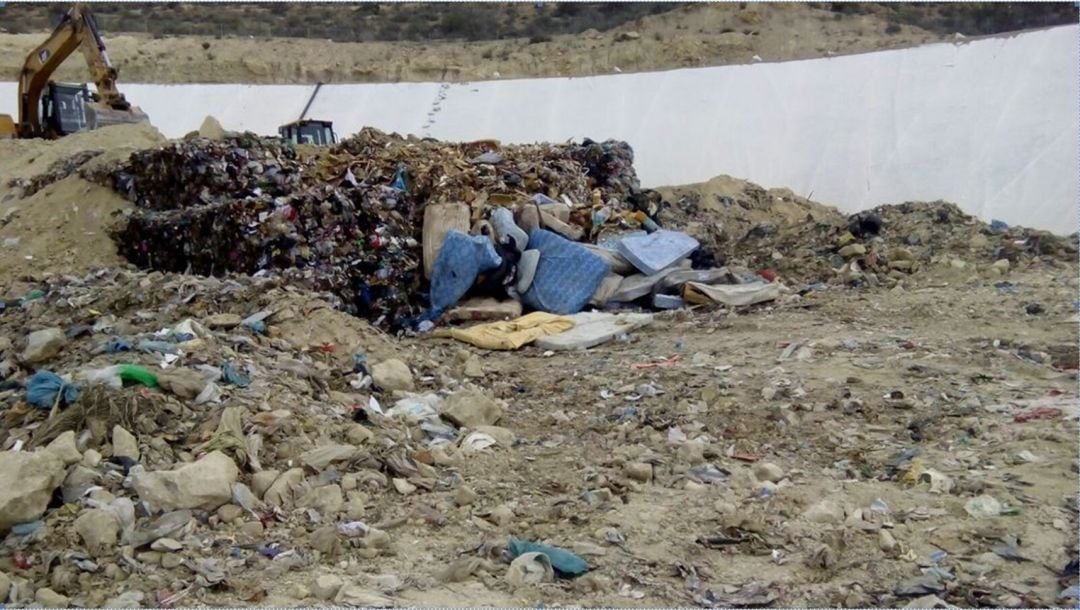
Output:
[{"xmin": 0, "ymin": 122, "xmax": 1075, "ymax": 608}]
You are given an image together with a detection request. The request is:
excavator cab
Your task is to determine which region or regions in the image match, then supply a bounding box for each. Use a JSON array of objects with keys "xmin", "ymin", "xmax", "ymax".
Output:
[
  {"xmin": 279, "ymin": 119, "xmax": 336, "ymax": 146},
  {"xmin": 40, "ymin": 82, "xmax": 91, "ymax": 136}
]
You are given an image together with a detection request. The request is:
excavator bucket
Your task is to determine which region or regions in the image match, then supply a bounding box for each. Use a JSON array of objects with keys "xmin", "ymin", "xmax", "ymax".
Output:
[
  {"xmin": 0, "ymin": 114, "xmax": 15, "ymax": 139},
  {"xmin": 85, "ymin": 103, "xmax": 149, "ymax": 130}
]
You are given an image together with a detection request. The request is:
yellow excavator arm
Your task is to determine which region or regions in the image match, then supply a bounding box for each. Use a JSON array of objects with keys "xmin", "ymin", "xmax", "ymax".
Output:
[{"xmin": 1, "ymin": 2, "xmax": 147, "ymax": 139}]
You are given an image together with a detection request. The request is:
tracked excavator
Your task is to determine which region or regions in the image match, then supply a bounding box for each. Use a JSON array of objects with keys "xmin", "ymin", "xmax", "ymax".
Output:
[{"xmin": 0, "ymin": 3, "xmax": 149, "ymax": 139}]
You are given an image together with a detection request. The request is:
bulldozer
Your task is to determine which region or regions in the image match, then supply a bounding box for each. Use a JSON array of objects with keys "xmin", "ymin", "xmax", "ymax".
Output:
[
  {"xmin": 277, "ymin": 82, "xmax": 336, "ymax": 146},
  {"xmin": 278, "ymin": 119, "xmax": 337, "ymax": 146},
  {"xmin": 0, "ymin": 3, "xmax": 149, "ymax": 139}
]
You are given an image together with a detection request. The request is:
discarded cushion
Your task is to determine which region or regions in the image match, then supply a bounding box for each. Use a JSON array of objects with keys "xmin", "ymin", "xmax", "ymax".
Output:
[
  {"xmin": 534, "ymin": 312, "xmax": 654, "ymax": 351},
  {"xmin": 429, "ymin": 231, "xmax": 503, "ymax": 314},
  {"xmin": 616, "ymin": 230, "xmax": 699, "ymax": 275},
  {"xmin": 520, "ymin": 229, "xmax": 609, "ymax": 315},
  {"xmin": 433, "ymin": 312, "xmax": 574, "ymax": 351},
  {"xmin": 682, "ymin": 281, "xmax": 781, "ymax": 307}
]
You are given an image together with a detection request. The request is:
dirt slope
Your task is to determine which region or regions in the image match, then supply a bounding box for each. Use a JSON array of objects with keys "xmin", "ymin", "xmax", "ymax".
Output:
[
  {"xmin": 0, "ymin": 123, "xmax": 164, "ymax": 280},
  {"xmin": 0, "ymin": 4, "xmax": 948, "ymax": 85}
]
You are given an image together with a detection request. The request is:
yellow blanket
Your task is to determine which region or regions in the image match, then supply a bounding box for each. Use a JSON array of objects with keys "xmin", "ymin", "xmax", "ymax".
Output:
[{"xmin": 433, "ymin": 311, "xmax": 575, "ymax": 350}]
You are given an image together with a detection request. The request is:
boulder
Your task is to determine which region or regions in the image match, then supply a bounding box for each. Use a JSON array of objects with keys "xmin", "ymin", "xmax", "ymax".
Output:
[
  {"xmin": 74, "ymin": 509, "xmax": 120, "ymax": 556},
  {"xmin": 372, "ymin": 359, "xmax": 414, "ymax": 392},
  {"xmin": 803, "ymin": 498, "xmax": 845, "ymax": 525},
  {"xmin": 251, "ymin": 469, "xmax": 281, "ymax": 499},
  {"xmin": 311, "ymin": 574, "xmax": 344, "ymax": 600},
  {"xmin": 22, "ymin": 328, "xmax": 65, "ymax": 363},
  {"xmin": 300, "ymin": 484, "xmax": 344, "ymax": 515},
  {"xmin": 0, "ymin": 450, "xmax": 66, "ymax": 531},
  {"xmin": 442, "ymin": 389, "xmax": 503, "ymax": 428},
  {"xmin": 131, "ymin": 451, "xmax": 238, "ymax": 511},
  {"xmin": 35, "ymin": 588, "xmax": 69, "ymax": 608},
  {"xmin": 204, "ymin": 313, "xmax": 241, "ymax": 329},
  {"xmin": 111, "ymin": 426, "xmax": 140, "ymax": 461},
  {"xmin": 45, "ymin": 431, "xmax": 82, "ymax": 466},
  {"xmin": 264, "ymin": 468, "xmax": 304, "ymax": 508}
]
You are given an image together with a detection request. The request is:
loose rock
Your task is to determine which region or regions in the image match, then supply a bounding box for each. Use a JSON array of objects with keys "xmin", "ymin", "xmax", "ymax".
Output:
[
  {"xmin": 372, "ymin": 359, "xmax": 414, "ymax": 392},
  {"xmin": 264, "ymin": 468, "xmax": 304, "ymax": 508},
  {"xmin": 311, "ymin": 574, "xmax": 344, "ymax": 600},
  {"xmin": 45, "ymin": 431, "xmax": 82, "ymax": 466},
  {"xmin": 0, "ymin": 450, "xmax": 66, "ymax": 531},
  {"xmin": 345, "ymin": 424, "xmax": 375, "ymax": 445},
  {"xmin": 442, "ymin": 389, "xmax": 504, "ymax": 427},
  {"xmin": 150, "ymin": 537, "xmax": 183, "ymax": 552},
  {"xmin": 22, "ymin": 328, "xmax": 65, "ymax": 363},
  {"xmin": 204, "ymin": 313, "xmax": 241, "ymax": 329},
  {"xmin": 131, "ymin": 451, "xmax": 239, "ymax": 511},
  {"xmin": 251, "ymin": 469, "xmax": 281, "ymax": 498},
  {"xmin": 625, "ymin": 462, "xmax": 653, "ymax": 482},
  {"xmin": 111, "ymin": 425, "xmax": 140, "ymax": 461},
  {"xmin": 454, "ymin": 485, "xmax": 478, "ymax": 506},
  {"xmin": 74, "ymin": 509, "xmax": 120, "ymax": 556},
  {"xmin": 879, "ymin": 529, "xmax": 898, "ymax": 553},
  {"xmin": 301, "ymin": 484, "xmax": 344, "ymax": 514},
  {"xmin": 35, "ymin": 588, "xmax": 70, "ymax": 608},
  {"xmin": 752, "ymin": 462, "xmax": 785, "ymax": 483},
  {"xmin": 803, "ymin": 498, "xmax": 845, "ymax": 525}
]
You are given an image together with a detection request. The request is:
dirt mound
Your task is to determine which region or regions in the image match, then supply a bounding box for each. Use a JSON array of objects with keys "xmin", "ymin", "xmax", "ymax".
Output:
[
  {"xmin": 656, "ymin": 176, "xmax": 1078, "ymax": 287},
  {"xmin": 0, "ymin": 124, "xmax": 166, "ymax": 281}
]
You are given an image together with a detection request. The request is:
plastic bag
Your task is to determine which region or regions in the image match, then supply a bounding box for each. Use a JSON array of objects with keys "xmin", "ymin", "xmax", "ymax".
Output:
[
  {"xmin": 505, "ymin": 537, "xmax": 589, "ymax": 577},
  {"xmin": 26, "ymin": 370, "xmax": 81, "ymax": 409}
]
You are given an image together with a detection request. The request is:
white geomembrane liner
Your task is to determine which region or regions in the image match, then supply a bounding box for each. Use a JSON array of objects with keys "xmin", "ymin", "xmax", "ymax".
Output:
[{"xmin": 1, "ymin": 24, "xmax": 1075, "ymax": 233}]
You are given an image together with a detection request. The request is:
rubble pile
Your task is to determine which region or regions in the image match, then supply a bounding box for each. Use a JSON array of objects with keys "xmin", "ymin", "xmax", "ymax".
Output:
[
  {"xmin": 100, "ymin": 129, "xmax": 655, "ymax": 330},
  {"xmin": 0, "ymin": 268, "xmax": 533, "ymax": 606},
  {"xmin": 659, "ymin": 184, "xmax": 1077, "ymax": 287}
]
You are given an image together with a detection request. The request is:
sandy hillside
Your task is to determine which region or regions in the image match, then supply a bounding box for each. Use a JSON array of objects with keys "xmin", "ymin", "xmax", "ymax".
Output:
[
  {"xmin": 0, "ymin": 4, "xmax": 948, "ymax": 85},
  {"xmin": 0, "ymin": 123, "xmax": 164, "ymax": 281}
]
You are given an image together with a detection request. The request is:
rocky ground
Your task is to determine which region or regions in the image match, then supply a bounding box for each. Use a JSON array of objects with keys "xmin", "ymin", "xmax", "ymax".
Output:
[
  {"xmin": 0, "ymin": 255, "xmax": 1075, "ymax": 608},
  {"xmin": 0, "ymin": 121, "xmax": 1077, "ymax": 608}
]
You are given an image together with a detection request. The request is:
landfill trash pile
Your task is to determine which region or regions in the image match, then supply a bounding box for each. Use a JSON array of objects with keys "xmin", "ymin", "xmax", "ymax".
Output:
[
  {"xmin": 658, "ymin": 178, "xmax": 1078, "ymax": 289},
  {"xmin": 98, "ymin": 128, "xmax": 779, "ymax": 332}
]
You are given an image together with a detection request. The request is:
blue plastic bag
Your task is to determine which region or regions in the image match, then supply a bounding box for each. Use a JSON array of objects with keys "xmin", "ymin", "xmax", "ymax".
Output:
[
  {"xmin": 506, "ymin": 537, "xmax": 589, "ymax": 577},
  {"xmin": 137, "ymin": 339, "xmax": 178, "ymax": 355},
  {"xmin": 26, "ymin": 370, "xmax": 80, "ymax": 409},
  {"xmin": 391, "ymin": 164, "xmax": 408, "ymax": 192},
  {"xmin": 106, "ymin": 337, "xmax": 131, "ymax": 353},
  {"xmin": 221, "ymin": 362, "xmax": 250, "ymax": 388}
]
